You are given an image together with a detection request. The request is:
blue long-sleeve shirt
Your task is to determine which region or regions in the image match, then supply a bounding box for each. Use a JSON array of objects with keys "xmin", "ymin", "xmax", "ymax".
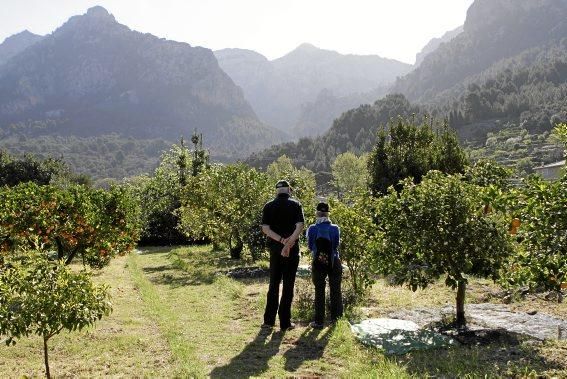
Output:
[{"xmin": 306, "ymin": 221, "xmax": 340, "ymax": 259}]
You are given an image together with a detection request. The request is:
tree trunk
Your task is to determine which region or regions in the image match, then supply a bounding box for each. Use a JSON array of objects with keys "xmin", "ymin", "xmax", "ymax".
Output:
[
  {"xmin": 456, "ymin": 280, "xmax": 466, "ymax": 328},
  {"xmin": 43, "ymin": 335, "xmax": 51, "ymax": 379},
  {"xmin": 55, "ymin": 238, "xmax": 64, "ymax": 260},
  {"xmin": 64, "ymin": 247, "xmax": 79, "ymax": 265},
  {"xmin": 229, "ymin": 231, "xmax": 243, "ymax": 260}
]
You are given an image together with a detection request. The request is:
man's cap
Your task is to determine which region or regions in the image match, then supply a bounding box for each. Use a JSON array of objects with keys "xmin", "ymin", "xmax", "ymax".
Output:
[
  {"xmin": 316, "ymin": 202, "xmax": 330, "ymax": 213},
  {"xmin": 275, "ymin": 180, "xmax": 290, "ymax": 189}
]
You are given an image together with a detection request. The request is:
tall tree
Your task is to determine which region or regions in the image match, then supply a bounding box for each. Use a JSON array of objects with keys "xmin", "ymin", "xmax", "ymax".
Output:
[
  {"xmin": 368, "ymin": 118, "xmax": 468, "ymax": 196},
  {"xmin": 331, "ymin": 152, "xmax": 368, "ymax": 197}
]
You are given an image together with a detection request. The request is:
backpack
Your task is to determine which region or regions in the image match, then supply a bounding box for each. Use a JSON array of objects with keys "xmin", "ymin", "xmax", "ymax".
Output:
[{"xmin": 313, "ymin": 225, "xmax": 334, "ymax": 271}]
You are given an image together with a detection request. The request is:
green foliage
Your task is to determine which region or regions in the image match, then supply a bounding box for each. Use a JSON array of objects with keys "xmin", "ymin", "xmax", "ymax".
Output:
[
  {"xmin": 377, "ymin": 172, "xmax": 514, "ymax": 323},
  {"xmin": 266, "ymin": 155, "xmax": 316, "ymax": 211},
  {"xmin": 506, "ymin": 176, "xmax": 567, "ymax": 294},
  {"xmin": 179, "ymin": 163, "xmax": 273, "ymax": 259},
  {"xmin": 0, "ymin": 248, "xmax": 111, "ymax": 377},
  {"xmin": 331, "ymin": 152, "xmax": 368, "ymax": 196},
  {"xmin": 0, "ymin": 150, "xmax": 76, "ymax": 187},
  {"xmin": 368, "ymin": 118, "xmax": 468, "ymax": 195},
  {"xmin": 189, "ymin": 132, "xmax": 209, "ymax": 177},
  {"xmin": 0, "ymin": 135, "xmax": 171, "ymax": 185},
  {"xmin": 443, "ymin": 40, "xmax": 567, "ymax": 134},
  {"xmin": 466, "ymin": 125, "xmax": 564, "ymax": 176},
  {"xmin": 179, "ymin": 157, "xmax": 315, "ymax": 260},
  {"xmin": 554, "ymin": 123, "xmax": 567, "ymax": 151},
  {"xmin": 247, "ymin": 94, "xmax": 419, "ymax": 180},
  {"xmin": 0, "ymin": 182, "xmax": 140, "ymax": 268},
  {"xmin": 330, "ymin": 195, "xmax": 378, "ymax": 299},
  {"xmin": 0, "ymin": 249, "xmax": 112, "ymax": 345},
  {"xmin": 464, "ymin": 159, "xmax": 513, "ymax": 189},
  {"xmin": 128, "ymin": 142, "xmax": 194, "ymax": 244}
]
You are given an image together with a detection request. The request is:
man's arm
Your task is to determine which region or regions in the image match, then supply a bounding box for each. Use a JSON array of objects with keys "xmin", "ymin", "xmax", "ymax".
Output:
[
  {"xmin": 287, "ymin": 222, "xmax": 304, "ymax": 246},
  {"xmin": 281, "ymin": 222, "xmax": 304, "ymax": 257},
  {"xmin": 261, "ymin": 225, "xmax": 286, "ymax": 244}
]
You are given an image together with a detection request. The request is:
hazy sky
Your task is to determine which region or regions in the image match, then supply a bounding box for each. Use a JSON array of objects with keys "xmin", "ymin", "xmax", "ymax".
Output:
[{"xmin": 0, "ymin": 0, "xmax": 474, "ymax": 64}]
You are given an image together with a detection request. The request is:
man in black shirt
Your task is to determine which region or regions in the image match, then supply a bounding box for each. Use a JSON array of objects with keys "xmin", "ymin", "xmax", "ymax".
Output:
[{"xmin": 261, "ymin": 180, "xmax": 305, "ymax": 331}]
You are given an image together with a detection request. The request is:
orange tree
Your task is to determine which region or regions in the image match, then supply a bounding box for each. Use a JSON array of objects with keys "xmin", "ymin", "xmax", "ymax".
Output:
[
  {"xmin": 330, "ymin": 193, "xmax": 379, "ymax": 299},
  {"xmin": 0, "ymin": 182, "xmax": 140, "ymax": 268},
  {"xmin": 179, "ymin": 163, "xmax": 272, "ymax": 259},
  {"xmin": 0, "ymin": 182, "xmax": 139, "ymax": 377},
  {"xmin": 502, "ymin": 124, "xmax": 567, "ymax": 297},
  {"xmin": 0, "ymin": 249, "xmax": 111, "ymax": 378},
  {"xmin": 508, "ymin": 124, "xmax": 567, "ymax": 301},
  {"xmin": 507, "ymin": 176, "xmax": 567, "ymax": 297},
  {"xmin": 377, "ymin": 172, "xmax": 514, "ymax": 327}
]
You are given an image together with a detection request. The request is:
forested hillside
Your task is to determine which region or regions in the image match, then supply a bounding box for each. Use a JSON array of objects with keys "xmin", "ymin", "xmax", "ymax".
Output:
[
  {"xmin": 246, "ymin": 94, "xmax": 419, "ymax": 175},
  {"xmin": 392, "ymin": 0, "xmax": 567, "ymax": 103},
  {"xmin": 436, "ymin": 39, "xmax": 567, "ymax": 140},
  {"xmin": 249, "ymin": 0, "xmax": 567, "ymax": 177}
]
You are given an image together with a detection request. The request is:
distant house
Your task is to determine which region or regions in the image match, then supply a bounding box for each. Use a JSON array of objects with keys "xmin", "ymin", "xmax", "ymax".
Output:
[{"xmin": 533, "ymin": 160, "xmax": 565, "ymax": 180}]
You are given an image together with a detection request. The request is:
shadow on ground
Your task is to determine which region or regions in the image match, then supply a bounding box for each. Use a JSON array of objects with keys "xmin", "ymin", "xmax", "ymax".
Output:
[
  {"xmin": 210, "ymin": 326, "xmax": 334, "ymax": 378},
  {"xmin": 142, "ymin": 264, "xmax": 216, "ymax": 287},
  {"xmin": 141, "ymin": 246, "xmax": 272, "ymax": 288},
  {"xmin": 283, "ymin": 326, "xmax": 333, "ymax": 372},
  {"xmin": 393, "ymin": 331, "xmax": 566, "ymax": 377},
  {"xmin": 209, "ymin": 328, "xmax": 284, "ymax": 379}
]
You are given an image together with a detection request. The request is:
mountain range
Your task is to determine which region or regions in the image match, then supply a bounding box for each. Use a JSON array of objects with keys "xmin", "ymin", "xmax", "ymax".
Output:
[
  {"xmin": 392, "ymin": 0, "xmax": 567, "ymax": 103},
  {"xmin": 1, "ymin": 0, "xmax": 565, "ymax": 182},
  {"xmin": 0, "ymin": 6, "xmax": 282, "ymax": 159},
  {"xmin": 414, "ymin": 25, "xmax": 462, "ymax": 67},
  {"xmin": 0, "ymin": 30, "xmax": 43, "ymax": 66},
  {"xmin": 215, "ymin": 44, "xmax": 411, "ymax": 136},
  {"xmin": 248, "ymin": 0, "xmax": 567, "ymax": 177}
]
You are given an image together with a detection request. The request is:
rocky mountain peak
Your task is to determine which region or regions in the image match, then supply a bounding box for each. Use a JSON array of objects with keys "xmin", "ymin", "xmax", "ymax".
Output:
[
  {"xmin": 55, "ymin": 5, "xmax": 120, "ymax": 35},
  {"xmin": 1, "ymin": 30, "xmax": 42, "ymax": 45},
  {"xmin": 0, "ymin": 30, "xmax": 43, "ymax": 66},
  {"xmin": 85, "ymin": 6, "xmax": 115, "ymax": 21},
  {"xmin": 295, "ymin": 43, "xmax": 318, "ymax": 51}
]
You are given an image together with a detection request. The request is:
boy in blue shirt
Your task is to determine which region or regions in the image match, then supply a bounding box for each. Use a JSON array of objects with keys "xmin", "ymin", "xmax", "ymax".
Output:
[{"xmin": 306, "ymin": 202, "xmax": 343, "ymax": 329}]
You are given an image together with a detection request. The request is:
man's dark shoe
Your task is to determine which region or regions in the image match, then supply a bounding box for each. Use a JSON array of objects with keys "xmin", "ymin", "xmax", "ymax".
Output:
[
  {"xmin": 280, "ymin": 322, "xmax": 296, "ymax": 331},
  {"xmin": 261, "ymin": 323, "xmax": 274, "ymax": 329},
  {"xmin": 309, "ymin": 321, "xmax": 324, "ymax": 329}
]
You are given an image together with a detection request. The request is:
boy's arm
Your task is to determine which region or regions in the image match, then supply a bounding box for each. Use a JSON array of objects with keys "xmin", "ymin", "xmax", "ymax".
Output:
[
  {"xmin": 306, "ymin": 225, "xmax": 314, "ymax": 251},
  {"xmin": 334, "ymin": 226, "xmax": 340, "ymax": 257}
]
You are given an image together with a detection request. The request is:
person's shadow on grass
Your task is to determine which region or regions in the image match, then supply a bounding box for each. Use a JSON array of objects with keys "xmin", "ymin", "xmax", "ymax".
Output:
[
  {"xmin": 282, "ymin": 325, "xmax": 333, "ymax": 373},
  {"xmin": 210, "ymin": 327, "xmax": 284, "ymax": 379}
]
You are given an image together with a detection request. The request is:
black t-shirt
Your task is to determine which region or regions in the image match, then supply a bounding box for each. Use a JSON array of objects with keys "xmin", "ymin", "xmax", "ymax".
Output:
[{"xmin": 261, "ymin": 193, "xmax": 305, "ymax": 242}]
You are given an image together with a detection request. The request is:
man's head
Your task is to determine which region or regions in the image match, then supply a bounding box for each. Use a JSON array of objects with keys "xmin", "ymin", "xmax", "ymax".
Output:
[
  {"xmin": 275, "ymin": 180, "xmax": 291, "ymax": 195},
  {"xmin": 316, "ymin": 202, "xmax": 330, "ymax": 218}
]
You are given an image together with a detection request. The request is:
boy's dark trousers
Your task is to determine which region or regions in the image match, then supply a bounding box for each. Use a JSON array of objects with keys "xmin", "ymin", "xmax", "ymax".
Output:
[
  {"xmin": 263, "ymin": 242, "xmax": 300, "ymax": 329},
  {"xmin": 312, "ymin": 258, "xmax": 343, "ymax": 324}
]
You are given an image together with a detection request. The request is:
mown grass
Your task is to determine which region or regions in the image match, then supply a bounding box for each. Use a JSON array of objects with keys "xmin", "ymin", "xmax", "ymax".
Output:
[
  {"xmin": 1, "ymin": 245, "xmax": 565, "ymax": 378},
  {"xmin": 0, "ymin": 253, "xmax": 175, "ymax": 377}
]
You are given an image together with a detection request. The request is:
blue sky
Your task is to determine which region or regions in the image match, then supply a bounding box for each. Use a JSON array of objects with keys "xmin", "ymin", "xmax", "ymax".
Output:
[{"xmin": 0, "ymin": 0, "xmax": 474, "ymax": 64}]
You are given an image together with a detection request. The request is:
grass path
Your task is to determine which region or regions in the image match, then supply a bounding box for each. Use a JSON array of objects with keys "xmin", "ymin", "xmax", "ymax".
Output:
[
  {"xmin": 1, "ymin": 245, "xmax": 566, "ymax": 378},
  {"xmin": 0, "ymin": 253, "xmax": 175, "ymax": 377},
  {"xmin": 129, "ymin": 246, "xmax": 407, "ymax": 378}
]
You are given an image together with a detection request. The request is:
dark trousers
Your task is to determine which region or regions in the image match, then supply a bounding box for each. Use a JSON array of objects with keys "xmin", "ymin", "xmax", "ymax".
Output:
[
  {"xmin": 312, "ymin": 259, "xmax": 343, "ymax": 324},
  {"xmin": 263, "ymin": 243, "xmax": 300, "ymax": 328}
]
